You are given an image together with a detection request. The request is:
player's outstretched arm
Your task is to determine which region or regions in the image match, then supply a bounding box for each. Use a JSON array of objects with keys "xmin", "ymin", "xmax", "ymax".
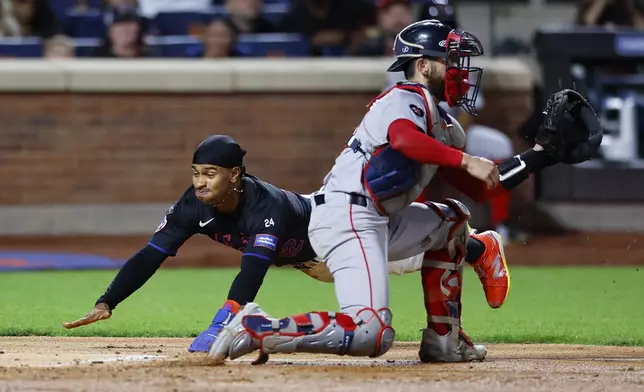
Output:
[
  {"xmin": 62, "ymin": 245, "xmax": 169, "ymax": 329},
  {"xmin": 438, "ymin": 145, "xmax": 552, "ymax": 202},
  {"xmin": 227, "ymin": 254, "xmax": 272, "ymax": 304},
  {"xmin": 188, "ymin": 240, "xmax": 275, "ymax": 352},
  {"xmin": 440, "ymin": 88, "xmax": 602, "ymax": 203}
]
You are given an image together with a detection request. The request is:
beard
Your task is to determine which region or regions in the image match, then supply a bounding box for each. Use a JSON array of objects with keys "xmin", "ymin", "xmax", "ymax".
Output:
[{"xmin": 425, "ymin": 63, "xmax": 446, "ymax": 102}]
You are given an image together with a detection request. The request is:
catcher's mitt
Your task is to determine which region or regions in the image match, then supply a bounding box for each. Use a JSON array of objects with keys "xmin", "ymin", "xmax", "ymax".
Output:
[{"xmin": 534, "ymin": 89, "xmax": 603, "ymax": 164}]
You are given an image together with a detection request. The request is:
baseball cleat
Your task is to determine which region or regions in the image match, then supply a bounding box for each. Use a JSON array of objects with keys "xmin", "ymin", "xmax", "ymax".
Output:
[
  {"xmin": 208, "ymin": 302, "xmax": 267, "ymax": 363},
  {"xmin": 418, "ymin": 328, "xmax": 487, "ymax": 363},
  {"xmin": 469, "ymin": 230, "xmax": 511, "ymax": 309}
]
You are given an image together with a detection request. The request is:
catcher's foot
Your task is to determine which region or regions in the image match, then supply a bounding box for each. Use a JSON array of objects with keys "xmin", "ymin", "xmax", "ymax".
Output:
[
  {"xmin": 470, "ymin": 230, "xmax": 511, "ymax": 309},
  {"xmin": 418, "ymin": 328, "xmax": 487, "ymax": 363},
  {"xmin": 208, "ymin": 302, "xmax": 267, "ymax": 363}
]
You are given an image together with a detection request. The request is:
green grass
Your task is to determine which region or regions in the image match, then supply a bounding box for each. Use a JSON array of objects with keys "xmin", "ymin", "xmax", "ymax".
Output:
[{"xmin": 1, "ymin": 266, "xmax": 643, "ymax": 345}]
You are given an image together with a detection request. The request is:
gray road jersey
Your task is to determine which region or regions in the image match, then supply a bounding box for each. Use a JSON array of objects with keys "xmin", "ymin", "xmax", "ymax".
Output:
[{"xmin": 320, "ymin": 83, "xmax": 466, "ymax": 215}]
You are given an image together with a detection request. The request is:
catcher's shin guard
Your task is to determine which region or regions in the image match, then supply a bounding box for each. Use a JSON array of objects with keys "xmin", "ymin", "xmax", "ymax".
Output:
[
  {"xmin": 227, "ymin": 307, "xmax": 394, "ymax": 361},
  {"xmin": 419, "ymin": 199, "xmax": 487, "ymax": 363}
]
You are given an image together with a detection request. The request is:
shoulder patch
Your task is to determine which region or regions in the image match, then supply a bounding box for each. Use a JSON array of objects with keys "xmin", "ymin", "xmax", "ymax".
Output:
[
  {"xmin": 254, "ymin": 234, "xmax": 278, "ymax": 251},
  {"xmin": 410, "ymin": 104, "xmax": 424, "ymax": 118},
  {"xmin": 166, "ymin": 202, "xmax": 177, "ymax": 215}
]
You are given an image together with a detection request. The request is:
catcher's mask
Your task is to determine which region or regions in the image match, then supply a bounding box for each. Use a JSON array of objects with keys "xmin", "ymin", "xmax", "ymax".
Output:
[
  {"xmin": 444, "ymin": 29, "xmax": 484, "ymax": 115},
  {"xmin": 387, "ymin": 20, "xmax": 485, "ymax": 115}
]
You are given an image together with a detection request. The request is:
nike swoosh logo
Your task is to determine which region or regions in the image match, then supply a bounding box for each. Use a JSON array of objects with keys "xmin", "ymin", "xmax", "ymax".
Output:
[{"xmin": 199, "ymin": 218, "xmax": 214, "ymax": 227}]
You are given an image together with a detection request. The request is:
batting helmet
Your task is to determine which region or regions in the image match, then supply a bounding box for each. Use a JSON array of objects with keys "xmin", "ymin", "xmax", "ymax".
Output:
[{"xmin": 387, "ymin": 19, "xmax": 486, "ymax": 115}]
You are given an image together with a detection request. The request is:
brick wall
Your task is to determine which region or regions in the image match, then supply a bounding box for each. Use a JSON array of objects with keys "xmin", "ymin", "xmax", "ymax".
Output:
[{"xmin": 0, "ymin": 90, "xmax": 531, "ymax": 205}]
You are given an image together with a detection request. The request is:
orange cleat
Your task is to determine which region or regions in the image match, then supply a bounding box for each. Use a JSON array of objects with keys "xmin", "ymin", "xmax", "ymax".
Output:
[{"xmin": 469, "ymin": 230, "xmax": 511, "ymax": 309}]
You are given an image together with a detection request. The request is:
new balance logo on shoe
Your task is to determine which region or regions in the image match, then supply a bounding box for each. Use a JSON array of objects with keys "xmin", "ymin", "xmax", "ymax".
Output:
[{"xmin": 491, "ymin": 255, "xmax": 505, "ymax": 278}]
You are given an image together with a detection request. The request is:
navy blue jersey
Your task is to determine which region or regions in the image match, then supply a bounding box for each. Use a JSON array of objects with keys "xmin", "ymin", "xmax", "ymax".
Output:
[{"xmin": 149, "ymin": 175, "xmax": 316, "ymax": 266}]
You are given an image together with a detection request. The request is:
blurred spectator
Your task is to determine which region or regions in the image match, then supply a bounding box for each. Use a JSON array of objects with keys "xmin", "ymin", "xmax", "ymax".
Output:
[
  {"xmin": 44, "ymin": 34, "xmax": 75, "ymax": 58},
  {"xmin": 0, "ymin": 0, "xmax": 61, "ymax": 38},
  {"xmin": 577, "ymin": 0, "xmax": 644, "ymax": 28},
  {"xmin": 93, "ymin": 6, "xmax": 151, "ymax": 58},
  {"xmin": 280, "ymin": 0, "xmax": 376, "ymax": 56},
  {"xmin": 225, "ymin": 0, "xmax": 276, "ymax": 34},
  {"xmin": 418, "ymin": 0, "xmax": 457, "ymax": 30},
  {"xmin": 354, "ymin": 0, "xmax": 411, "ymax": 57},
  {"xmin": 576, "ymin": 0, "xmax": 643, "ymax": 76},
  {"xmin": 201, "ymin": 18, "xmax": 239, "ymax": 58}
]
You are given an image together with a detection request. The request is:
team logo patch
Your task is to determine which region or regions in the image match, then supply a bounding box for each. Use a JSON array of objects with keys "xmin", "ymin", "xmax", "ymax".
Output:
[
  {"xmin": 438, "ymin": 40, "xmax": 447, "ymax": 48},
  {"xmin": 402, "ymin": 46, "xmax": 409, "ymax": 53},
  {"xmin": 254, "ymin": 234, "xmax": 278, "ymax": 251},
  {"xmin": 410, "ymin": 104, "xmax": 424, "ymax": 117},
  {"xmin": 155, "ymin": 216, "xmax": 167, "ymax": 233}
]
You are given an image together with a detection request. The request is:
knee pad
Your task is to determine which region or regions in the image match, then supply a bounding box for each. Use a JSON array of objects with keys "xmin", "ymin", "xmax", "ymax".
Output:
[
  {"xmin": 424, "ymin": 198, "xmax": 471, "ymax": 260},
  {"xmin": 347, "ymin": 308, "xmax": 395, "ymax": 358},
  {"xmin": 242, "ymin": 308, "xmax": 394, "ymax": 358}
]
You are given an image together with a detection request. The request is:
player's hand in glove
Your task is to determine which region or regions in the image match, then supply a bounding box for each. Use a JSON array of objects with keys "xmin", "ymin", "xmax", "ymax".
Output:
[
  {"xmin": 63, "ymin": 303, "xmax": 112, "ymax": 329},
  {"xmin": 188, "ymin": 300, "xmax": 240, "ymax": 353},
  {"xmin": 534, "ymin": 88, "xmax": 603, "ymax": 164},
  {"xmin": 461, "ymin": 154, "xmax": 500, "ymax": 188}
]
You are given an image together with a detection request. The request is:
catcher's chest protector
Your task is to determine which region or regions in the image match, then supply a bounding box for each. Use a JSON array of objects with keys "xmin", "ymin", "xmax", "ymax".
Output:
[{"xmin": 354, "ymin": 83, "xmax": 463, "ymax": 215}]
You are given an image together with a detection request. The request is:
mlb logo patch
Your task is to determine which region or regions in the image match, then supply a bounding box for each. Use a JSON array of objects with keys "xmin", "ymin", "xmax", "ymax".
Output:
[{"xmin": 254, "ymin": 234, "xmax": 278, "ymax": 251}]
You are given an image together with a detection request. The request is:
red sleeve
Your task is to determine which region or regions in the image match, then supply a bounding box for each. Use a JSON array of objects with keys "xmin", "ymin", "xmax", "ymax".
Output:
[
  {"xmin": 388, "ymin": 119, "xmax": 463, "ymax": 168},
  {"xmin": 437, "ymin": 167, "xmax": 507, "ymax": 202}
]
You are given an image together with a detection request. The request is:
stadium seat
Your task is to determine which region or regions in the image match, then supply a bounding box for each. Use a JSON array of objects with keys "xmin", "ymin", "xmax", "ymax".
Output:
[
  {"xmin": 65, "ymin": 9, "xmax": 105, "ymax": 39},
  {"xmin": 49, "ymin": 0, "xmax": 76, "ymax": 22},
  {"xmin": 320, "ymin": 45, "xmax": 348, "ymax": 57},
  {"xmin": 262, "ymin": 3, "xmax": 289, "ymax": 25},
  {"xmin": 236, "ymin": 33, "xmax": 308, "ymax": 57},
  {"xmin": 153, "ymin": 7, "xmax": 225, "ymax": 36},
  {"xmin": 148, "ymin": 33, "xmax": 308, "ymax": 58},
  {"xmin": 153, "ymin": 4, "xmax": 289, "ymax": 36},
  {"xmin": 0, "ymin": 37, "xmax": 43, "ymax": 58},
  {"xmin": 212, "ymin": 0, "xmax": 290, "ymax": 4},
  {"xmin": 147, "ymin": 36, "xmax": 204, "ymax": 58},
  {"xmin": 73, "ymin": 38, "xmax": 101, "ymax": 57}
]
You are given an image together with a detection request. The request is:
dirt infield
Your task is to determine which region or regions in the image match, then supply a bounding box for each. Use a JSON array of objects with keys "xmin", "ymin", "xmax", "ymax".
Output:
[{"xmin": 0, "ymin": 337, "xmax": 643, "ymax": 392}]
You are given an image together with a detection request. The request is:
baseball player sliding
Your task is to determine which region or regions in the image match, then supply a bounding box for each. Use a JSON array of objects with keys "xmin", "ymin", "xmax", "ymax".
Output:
[
  {"xmin": 209, "ymin": 19, "xmax": 602, "ymax": 364},
  {"xmin": 61, "ymin": 135, "xmax": 501, "ymax": 354}
]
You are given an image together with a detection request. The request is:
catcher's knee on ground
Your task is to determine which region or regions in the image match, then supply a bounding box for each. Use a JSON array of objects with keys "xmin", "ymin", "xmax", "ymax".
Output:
[{"xmin": 228, "ymin": 307, "xmax": 395, "ymax": 359}]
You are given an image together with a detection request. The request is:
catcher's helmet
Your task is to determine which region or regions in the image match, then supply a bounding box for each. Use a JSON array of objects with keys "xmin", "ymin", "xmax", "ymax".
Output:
[{"xmin": 387, "ymin": 19, "xmax": 485, "ymax": 115}]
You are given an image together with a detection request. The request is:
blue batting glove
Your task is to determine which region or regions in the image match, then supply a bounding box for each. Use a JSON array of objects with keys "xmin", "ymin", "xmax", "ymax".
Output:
[{"xmin": 188, "ymin": 300, "xmax": 240, "ymax": 353}]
